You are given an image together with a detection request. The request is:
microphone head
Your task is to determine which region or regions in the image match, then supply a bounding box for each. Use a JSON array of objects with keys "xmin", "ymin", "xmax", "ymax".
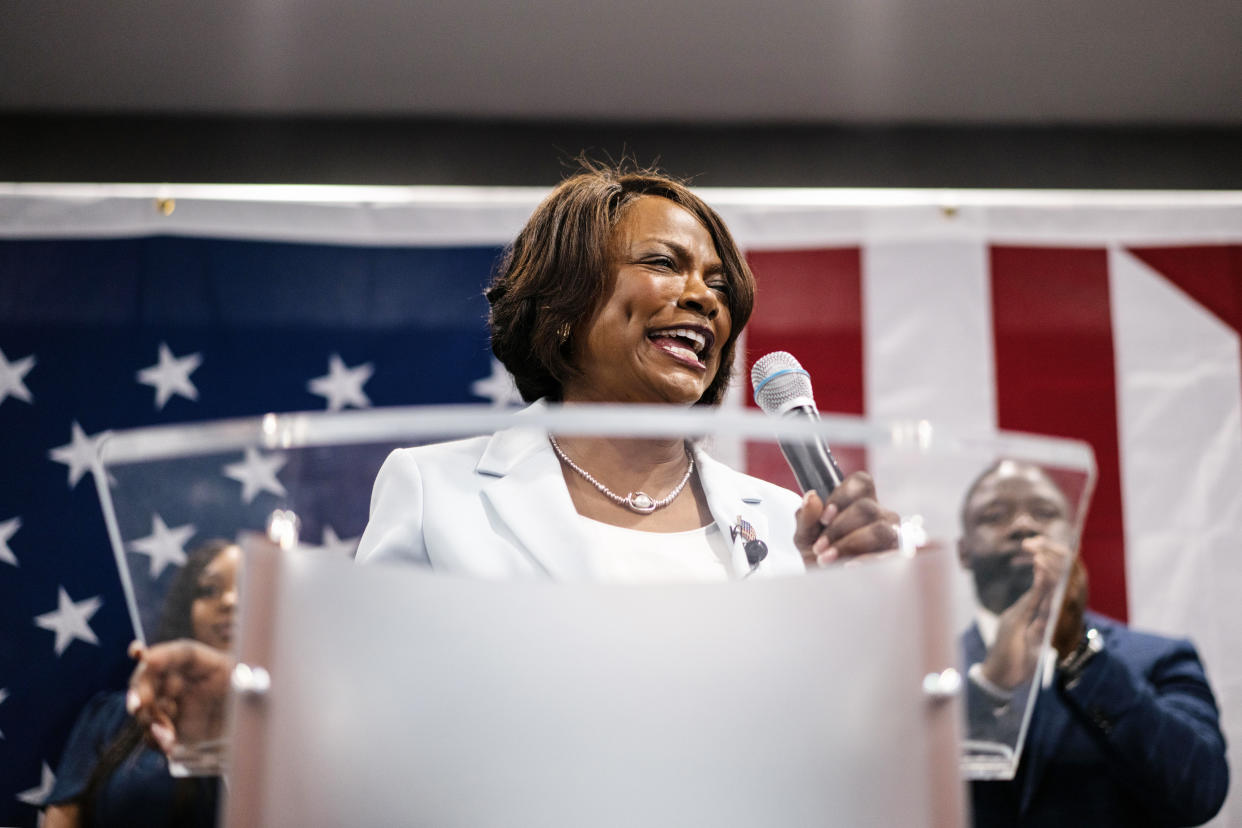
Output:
[{"xmin": 751, "ymin": 351, "xmax": 816, "ymax": 416}]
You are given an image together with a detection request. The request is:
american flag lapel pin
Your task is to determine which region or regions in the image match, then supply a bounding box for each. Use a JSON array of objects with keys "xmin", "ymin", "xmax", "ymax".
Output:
[{"xmin": 733, "ymin": 515, "xmax": 769, "ymax": 568}]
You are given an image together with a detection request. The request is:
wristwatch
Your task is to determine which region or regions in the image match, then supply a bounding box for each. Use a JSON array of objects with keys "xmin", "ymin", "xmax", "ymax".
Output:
[{"xmin": 1058, "ymin": 627, "xmax": 1103, "ymax": 687}]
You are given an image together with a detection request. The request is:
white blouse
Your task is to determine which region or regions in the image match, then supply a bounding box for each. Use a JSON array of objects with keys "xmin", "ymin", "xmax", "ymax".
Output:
[{"xmin": 579, "ymin": 517, "xmax": 736, "ymax": 583}]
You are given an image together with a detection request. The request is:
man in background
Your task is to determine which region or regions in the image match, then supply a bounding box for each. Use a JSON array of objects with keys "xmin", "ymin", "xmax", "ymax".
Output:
[{"xmin": 959, "ymin": 460, "xmax": 1228, "ymax": 827}]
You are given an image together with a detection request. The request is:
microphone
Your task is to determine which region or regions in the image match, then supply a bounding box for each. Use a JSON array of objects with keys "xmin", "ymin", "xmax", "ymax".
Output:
[{"xmin": 750, "ymin": 351, "xmax": 845, "ymax": 500}]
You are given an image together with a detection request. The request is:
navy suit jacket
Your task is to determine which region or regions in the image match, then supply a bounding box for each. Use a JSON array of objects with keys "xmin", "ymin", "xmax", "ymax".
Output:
[{"xmin": 967, "ymin": 611, "xmax": 1229, "ymax": 827}]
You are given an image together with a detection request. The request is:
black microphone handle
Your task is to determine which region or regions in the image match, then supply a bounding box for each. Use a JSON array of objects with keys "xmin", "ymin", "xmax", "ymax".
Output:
[{"xmin": 776, "ymin": 406, "xmax": 845, "ymax": 500}]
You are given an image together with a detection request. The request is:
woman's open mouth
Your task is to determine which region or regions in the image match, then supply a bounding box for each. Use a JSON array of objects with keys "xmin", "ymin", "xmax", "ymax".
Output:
[{"xmin": 647, "ymin": 326, "xmax": 714, "ymax": 369}]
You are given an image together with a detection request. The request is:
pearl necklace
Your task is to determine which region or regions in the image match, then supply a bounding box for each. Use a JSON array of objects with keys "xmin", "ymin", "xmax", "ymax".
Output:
[{"xmin": 548, "ymin": 435, "xmax": 694, "ymax": 515}]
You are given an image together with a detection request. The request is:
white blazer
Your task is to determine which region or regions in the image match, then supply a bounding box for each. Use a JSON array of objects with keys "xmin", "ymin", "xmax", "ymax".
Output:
[{"xmin": 355, "ymin": 412, "xmax": 807, "ymax": 582}]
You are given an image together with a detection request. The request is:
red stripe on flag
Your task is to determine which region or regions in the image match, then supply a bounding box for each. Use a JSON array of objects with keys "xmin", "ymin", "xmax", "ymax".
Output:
[
  {"xmin": 744, "ymin": 248, "xmax": 865, "ymax": 490},
  {"xmin": 1127, "ymin": 246, "xmax": 1242, "ymax": 333},
  {"xmin": 990, "ymin": 246, "xmax": 1129, "ymax": 622}
]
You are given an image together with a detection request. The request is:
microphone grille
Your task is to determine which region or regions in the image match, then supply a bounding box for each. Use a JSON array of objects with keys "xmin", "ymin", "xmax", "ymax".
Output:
[{"xmin": 751, "ymin": 351, "xmax": 815, "ymax": 416}]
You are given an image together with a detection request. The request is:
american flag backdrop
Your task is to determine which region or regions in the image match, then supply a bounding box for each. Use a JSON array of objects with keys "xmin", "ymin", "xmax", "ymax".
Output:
[{"xmin": 1, "ymin": 186, "xmax": 1240, "ymax": 827}]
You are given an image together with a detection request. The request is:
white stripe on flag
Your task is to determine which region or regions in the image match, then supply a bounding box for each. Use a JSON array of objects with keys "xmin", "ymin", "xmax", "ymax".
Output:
[
  {"xmin": 864, "ymin": 239, "xmax": 996, "ymax": 631},
  {"xmin": 1111, "ymin": 247, "xmax": 1242, "ymax": 828},
  {"xmin": 864, "ymin": 239, "xmax": 996, "ymax": 543},
  {"xmin": 1110, "ymin": 248, "xmax": 1242, "ymax": 656}
]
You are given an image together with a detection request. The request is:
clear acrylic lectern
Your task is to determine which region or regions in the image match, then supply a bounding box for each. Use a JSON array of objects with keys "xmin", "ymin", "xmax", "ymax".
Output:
[{"xmin": 91, "ymin": 404, "xmax": 1094, "ymax": 825}]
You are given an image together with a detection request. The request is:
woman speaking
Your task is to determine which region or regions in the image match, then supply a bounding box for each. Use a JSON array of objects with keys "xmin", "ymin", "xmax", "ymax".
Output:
[
  {"xmin": 123, "ymin": 163, "xmax": 900, "ymax": 758},
  {"xmin": 357, "ymin": 164, "xmax": 899, "ymax": 579}
]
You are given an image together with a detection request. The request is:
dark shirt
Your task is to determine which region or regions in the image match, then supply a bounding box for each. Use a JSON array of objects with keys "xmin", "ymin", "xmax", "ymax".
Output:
[{"xmin": 47, "ymin": 691, "xmax": 219, "ymax": 828}]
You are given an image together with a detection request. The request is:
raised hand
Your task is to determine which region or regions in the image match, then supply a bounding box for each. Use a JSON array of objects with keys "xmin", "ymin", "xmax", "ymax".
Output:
[
  {"xmin": 794, "ymin": 471, "xmax": 902, "ymax": 567},
  {"xmin": 979, "ymin": 536, "xmax": 1073, "ymax": 690},
  {"xmin": 126, "ymin": 639, "xmax": 234, "ymax": 755}
]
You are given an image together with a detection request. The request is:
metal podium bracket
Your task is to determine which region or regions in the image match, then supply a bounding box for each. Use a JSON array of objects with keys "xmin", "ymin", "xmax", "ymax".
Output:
[
  {"xmin": 922, "ymin": 668, "xmax": 962, "ymax": 701},
  {"xmin": 232, "ymin": 663, "xmax": 272, "ymax": 697}
]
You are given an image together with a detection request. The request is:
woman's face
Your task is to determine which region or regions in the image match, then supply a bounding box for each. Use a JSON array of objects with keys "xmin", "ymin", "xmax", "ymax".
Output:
[
  {"xmin": 563, "ymin": 195, "xmax": 732, "ymax": 405},
  {"xmin": 191, "ymin": 544, "xmax": 240, "ymax": 651}
]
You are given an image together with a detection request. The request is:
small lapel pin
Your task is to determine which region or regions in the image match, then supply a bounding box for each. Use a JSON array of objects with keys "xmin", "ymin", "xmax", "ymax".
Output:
[{"xmin": 732, "ymin": 515, "xmax": 769, "ymax": 568}]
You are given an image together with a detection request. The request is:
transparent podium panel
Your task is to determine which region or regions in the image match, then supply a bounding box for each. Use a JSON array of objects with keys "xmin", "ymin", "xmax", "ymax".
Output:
[
  {"xmin": 949, "ymin": 453, "xmax": 1096, "ymax": 780},
  {"xmin": 89, "ymin": 404, "xmax": 1093, "ymax": 813}
]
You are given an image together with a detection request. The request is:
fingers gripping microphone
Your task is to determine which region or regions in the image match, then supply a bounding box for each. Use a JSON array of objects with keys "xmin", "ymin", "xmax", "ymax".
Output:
[{"xmin": 751, "ymin": 351, "xmax": 845, "ymax": 500}]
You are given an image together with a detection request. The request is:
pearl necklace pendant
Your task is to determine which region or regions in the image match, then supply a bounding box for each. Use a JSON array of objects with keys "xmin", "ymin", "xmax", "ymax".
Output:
[
  {"xmin": 548, "ymin": 435, "xmax": 694, "ymax": 516},
  {"xmin": 625, "ymin": 492, "xmax": 657, "ymax": 514}
]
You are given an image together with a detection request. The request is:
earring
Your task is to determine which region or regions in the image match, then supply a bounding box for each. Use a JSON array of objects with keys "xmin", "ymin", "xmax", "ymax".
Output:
[{"xmin": 557, "ymin": 323, "xmax": 571, "ymax": 344}]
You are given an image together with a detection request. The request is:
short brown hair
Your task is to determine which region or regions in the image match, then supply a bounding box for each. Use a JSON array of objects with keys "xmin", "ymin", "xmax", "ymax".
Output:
[{"xmin": 486, "ymin": 162, "xmax": 756, "ymax": 405}]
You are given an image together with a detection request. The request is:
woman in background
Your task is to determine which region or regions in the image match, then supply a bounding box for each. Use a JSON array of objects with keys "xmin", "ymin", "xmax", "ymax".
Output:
[{"xmin": 43, "ymin": 539, "xmax": 238, "ymax": 828}]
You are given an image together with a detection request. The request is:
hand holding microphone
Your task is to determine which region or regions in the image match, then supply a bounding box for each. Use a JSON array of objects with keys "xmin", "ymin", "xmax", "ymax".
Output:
[{"xmin": 751, "ymin": 351, "xmax": 901, "ymax": 566}]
